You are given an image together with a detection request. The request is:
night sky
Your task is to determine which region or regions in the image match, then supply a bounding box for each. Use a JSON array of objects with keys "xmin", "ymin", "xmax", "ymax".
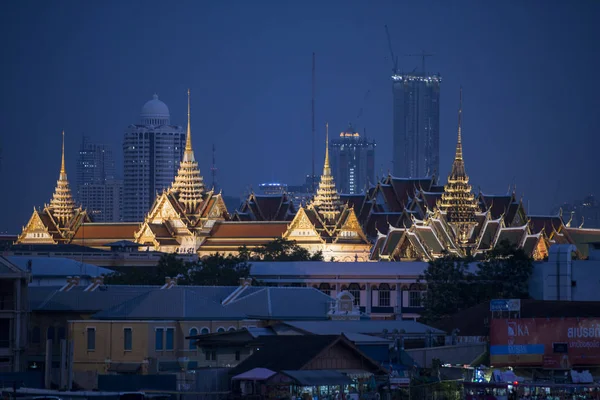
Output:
[{"xmin": 1, "ymin": 0, "xmax": 599, "ymax": 234}]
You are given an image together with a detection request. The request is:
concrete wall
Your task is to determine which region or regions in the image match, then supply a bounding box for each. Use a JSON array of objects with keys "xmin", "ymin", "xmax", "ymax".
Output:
[
  {"xmin": 405, "ymin": 343, "xmax": 486, "ymax": 368},
  {"xmin": 69, "ymin": 319, "xmax": 255, "ymax": 374},
  {"xmin": 529, "ymin": 245, "xmax": 600, "ymax": 302}
]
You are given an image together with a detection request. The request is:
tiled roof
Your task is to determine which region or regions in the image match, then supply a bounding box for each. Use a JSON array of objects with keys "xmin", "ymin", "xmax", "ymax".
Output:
[
  {"xmin": 209, "ymin": 221, "xmax": 289, "ymax": 238},
  {"xmin": 228, "ymin": 335, "xmax": 341, "ymax": 376},
  {"xmin": 72, "ymin": 223, "xmax": 140, "ymax": 240}
]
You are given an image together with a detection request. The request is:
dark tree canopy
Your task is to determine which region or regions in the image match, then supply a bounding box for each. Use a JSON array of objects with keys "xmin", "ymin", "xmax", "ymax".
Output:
[
  {"xmin": 104, "ymin": 239, "xmax": 321, "ymax": 286},
  {"xmin": 419, "ymin": 241, "xmax": 534, "ymax": 323}
]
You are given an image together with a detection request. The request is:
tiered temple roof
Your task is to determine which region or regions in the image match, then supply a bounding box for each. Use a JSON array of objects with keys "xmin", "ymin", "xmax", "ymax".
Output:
[
  {"xmin": 17, "ymin": 132, "xmax": 90, "ymax": 244},
  {"xmin": 232, "ymin": 192, "xmax": 296, "ymax": 222},
  {"xmin": 436, "ymin": 89, "xmax": 479, "ymax": 247},
  {"xmin": 134, "ymin": 90, "xmax": 229, "ymax": 253},
  {"xmin": 282, "ymin": 124, "xmax": 371, "ymax": 261}
]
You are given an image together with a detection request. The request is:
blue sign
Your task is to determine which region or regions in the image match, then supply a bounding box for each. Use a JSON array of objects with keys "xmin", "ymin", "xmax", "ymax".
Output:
[{"xmin": 490, "ymin": 299, "xmax": 521, "ymax": 312}]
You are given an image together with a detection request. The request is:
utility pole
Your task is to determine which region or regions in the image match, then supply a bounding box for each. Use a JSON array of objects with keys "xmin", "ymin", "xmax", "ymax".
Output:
[{"xmin": 311, "ymin": 52, "xmax": 316, "ymax": 193}]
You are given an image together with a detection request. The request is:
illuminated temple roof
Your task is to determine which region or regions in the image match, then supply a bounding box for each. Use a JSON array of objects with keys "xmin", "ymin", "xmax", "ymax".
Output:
[{"xmin": 17, "ymin": 132, "xmax": 89, "ymax": 245}]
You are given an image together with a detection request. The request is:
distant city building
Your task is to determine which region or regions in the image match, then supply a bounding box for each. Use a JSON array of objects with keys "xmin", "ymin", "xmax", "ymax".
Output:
[
  {"xmin": 288, "ymin": 174, "xmax": 317, "ymax": 206},
  {"xmin": 76, "ymin": 136, "xmax": 122, "ymax": 222},
  {"xmin": 329, "ymin": 124, "xmax": 375, "ymax": 194},
  {"xmin": 122, "ymin": 94, "xmax": 185, "ymax": 222},
  {"xmin": 392, "ymin": 72, "xmax": 441, "ymax": 178},
  {"xmin": 258, "ymin": 182, "xmax": 288, "ymax": 195},
  {"xmin": 552, "ymin": 194, "xmax": 600, "ymax": 229}
]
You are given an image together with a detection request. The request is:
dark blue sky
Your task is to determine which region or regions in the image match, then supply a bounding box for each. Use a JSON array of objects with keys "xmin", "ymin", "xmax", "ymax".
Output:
[{"xmin": 1, "ymin": 0, "xmax": 599, "ymax": 233}]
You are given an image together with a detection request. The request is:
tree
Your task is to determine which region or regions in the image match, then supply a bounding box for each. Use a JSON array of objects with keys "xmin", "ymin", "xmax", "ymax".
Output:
[
  {"xmin": 189, "ymin": 253, "xmax": 250, "ymax": 286},
  {"xmin": 246, "ymin": 238, "xmax": 323, "ymax": 261},
  {"xmin": 476, "ymin": 240, "xmax": 534, "ymax": 300},
  {"xmin": 420, "ymin": 242, "xmax": 535, "ymax": 323},
  {"xmin": 419, "ymin": 254, "xmax": 474, "ymax": 323},
  {"xmin": 104, "ymin": 253, "xmax": 192, "ymax": 285}
]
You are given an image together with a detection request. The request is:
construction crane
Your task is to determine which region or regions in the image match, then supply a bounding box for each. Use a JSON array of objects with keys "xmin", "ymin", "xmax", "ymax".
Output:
[
  {"xmin": 405, "ymin": 50, "xmax": 434, "ymax": 75},
  {"xmin": 384, "ymin": 25, "xmax": 398, "ymax": 74}
]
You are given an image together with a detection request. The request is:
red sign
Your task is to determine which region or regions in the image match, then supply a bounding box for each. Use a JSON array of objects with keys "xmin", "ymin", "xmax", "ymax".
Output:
[{"xmin": 490, "ymin": 318, "xmax": 600, "ymax": 367}]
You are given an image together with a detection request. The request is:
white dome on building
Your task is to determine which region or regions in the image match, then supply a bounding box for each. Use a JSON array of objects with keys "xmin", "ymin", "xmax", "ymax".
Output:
[{"xmin": 140, "ymin": 94, "xmax": 170, "ymax": 125}]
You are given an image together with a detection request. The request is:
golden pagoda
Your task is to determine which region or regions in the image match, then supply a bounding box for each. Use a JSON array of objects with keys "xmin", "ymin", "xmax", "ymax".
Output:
[
  {"xmin": 17, "ymin": 131, "xmax": 90, "ymax": 244},
  {"xmin": 311, "ymin": 123, "xmax": 342, "ymax": 220},
  {"xmin": 134, "ymin": 89, "xmax": 229, "ymax": 253},
  {"xmin": 283, "ymin": 123, "xmax": 371, "ymax": 261},
  {"xmin": 436, "ymin": 88, "xmax": 479, "ymax": 246}
]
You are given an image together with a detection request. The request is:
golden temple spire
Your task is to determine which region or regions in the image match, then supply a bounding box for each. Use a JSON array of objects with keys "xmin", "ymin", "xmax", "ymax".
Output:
[
  {"xmin": 60, "ymin": 130, "xmax": 66, "ymax": 177},
  {"xmin": 323, "ymin": 122, "xmax": 331, "ymax": 176},
  {"xmin": 50, "ymin": 131, "xmax": 76, "ymax": 223},
  {"xmin": 311, "ymin": 122, "xmax": 341, "ymax": 220},
  {"xmin": 437, "ymin": 88, "xmax": 479, "ymax": 247},
  {"xmin": 171, "ymin": 88, "xmax": 205, "ymax": 211},
  {"xmin": 183, "ymin": 88, "xmax": 194, "ymax": 162}
]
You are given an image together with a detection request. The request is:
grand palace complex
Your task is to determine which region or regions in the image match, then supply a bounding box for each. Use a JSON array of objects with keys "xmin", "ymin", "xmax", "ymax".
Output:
[{"xmin": 16, "ymin": 90, "xmax": 600, "ymax": 261}]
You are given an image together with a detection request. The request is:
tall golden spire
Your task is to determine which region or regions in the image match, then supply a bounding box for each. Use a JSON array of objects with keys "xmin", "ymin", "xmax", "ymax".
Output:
[
  {"xmin": 50, "ymin": 131, "xmax": 76, "ymax": 223},
  {"xmin": 60, "ymin": 130, "xmax": 66, "ymax": 177},
  {"xmin": 437, "ymin": 88, "xmax": 479, "ymax": 246},
  {"xmin": 183, "ymin": 88, "xmax": 194, "ymax": 162},
  {"xmin": 171, "ymin": 88, "xmax": 205, "ymax": 211},
  {"xmin": 311, "ymin": 122, "xmax": 341, "ymax": 220}
]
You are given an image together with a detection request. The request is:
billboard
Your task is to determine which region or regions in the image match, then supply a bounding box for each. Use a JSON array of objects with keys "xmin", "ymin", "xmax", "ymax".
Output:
[{"xmin": 490, "ymin": 318, "xmax": 600, "ymax": 367}]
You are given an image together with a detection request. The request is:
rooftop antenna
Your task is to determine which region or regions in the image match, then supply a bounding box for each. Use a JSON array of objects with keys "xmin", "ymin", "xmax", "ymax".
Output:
[
  {"xmin": 405, "ymin": 50, "xmax": 434, "ymax": 75},
  {"xmin": 211, "ymin": 143, "xmax": 218, "ymax": 192},
  {"xmin": 311, "ymin": 52, "xmax": 316, "ymax": 193}
]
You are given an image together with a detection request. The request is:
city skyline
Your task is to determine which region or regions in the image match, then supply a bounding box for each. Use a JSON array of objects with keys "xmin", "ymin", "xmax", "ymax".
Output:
[{"xmin": 1, "ymin": 0, "xmax": 599, "ymax": 233}]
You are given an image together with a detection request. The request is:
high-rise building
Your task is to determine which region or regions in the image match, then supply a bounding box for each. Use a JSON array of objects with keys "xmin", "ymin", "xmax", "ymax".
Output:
[
  {"xmin": 122, "ymin": 94, "xmax": 185, "ymax": 222},
  {"xmin": 392, "ymin": 72, "xmax": 441, "ymax": 178},
  {"xmin": 75, "ymin": 137, "xmax": 122, "ymax": 222},
  {"xmin": 329, "ymin": 124, "xmax": 376, "ymax": 194}
]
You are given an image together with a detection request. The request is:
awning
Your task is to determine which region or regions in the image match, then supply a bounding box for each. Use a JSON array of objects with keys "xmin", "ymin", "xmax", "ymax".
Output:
[
  {"xmin": 107, "ymin": 363, "xmax": 141, "ymax": 373},
  {"xmin": 281, "ymin": 370, "xmax": 353, "ymax": 386},
  {"xmin": 232, "ymin": 367, "xmax": 277, "ymax": 381},
  {"xmin": 339, "ymin": 370, "xmax": 374, "ymax": 380}
]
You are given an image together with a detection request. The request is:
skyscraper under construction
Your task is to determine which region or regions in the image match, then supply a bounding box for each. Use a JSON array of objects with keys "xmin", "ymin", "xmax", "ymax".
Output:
[{"xmin": 392, "ymin": 70, "xmax": 441, "ymax": 178}]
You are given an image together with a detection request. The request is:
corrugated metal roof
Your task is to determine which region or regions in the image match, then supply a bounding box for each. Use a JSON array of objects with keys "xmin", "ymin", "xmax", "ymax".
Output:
[
  {"xmin": 249, "ymin": 261, "xmax": 431, "ymax": 277},
  {"xmin": 227, "ymin": 287, "xmax": 332, "ymax": 319},
  {"xmin": 283, "ymin": 320, "xmax": 445, "ymax": 335},
  {"xmin": 92, "ymin": 287, "xmax": 245, "ymax": 320},
  {"xmin": 8, "ymin": 256, "xmax": 112, "ymax": 277}
]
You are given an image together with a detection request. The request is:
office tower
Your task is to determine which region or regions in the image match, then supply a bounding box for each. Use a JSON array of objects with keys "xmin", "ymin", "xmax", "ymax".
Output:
[
  {"xmin": 329, "ymin": 124, "xmax": 376, "ymax": 194},
  {"xmin": 122, "ymin": 94, "xmax": 185, "ymax": 222},
  {"xmin": 392, "ymin": 71, "xmax": 441, "ymax": 178},
  {"xmin": 76, "ymin": 136, "xmax": 123, "ymax": 222}
]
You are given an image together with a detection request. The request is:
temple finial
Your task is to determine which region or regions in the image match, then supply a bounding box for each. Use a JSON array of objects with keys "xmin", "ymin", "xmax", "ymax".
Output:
[
  {"xmin": 456, "ymin": 87, "xmax": 463, "ymax": 161},
  {"xmin": 185, "ymin": 88, "xmax": 193, "ymax": 156},
  {"xmin": 60, "ymin": 130, "xmax": 66, "ymax": 176},
  {"xmin": 323, "ymin": 122, "xmax": 331, "ymax": 176}
]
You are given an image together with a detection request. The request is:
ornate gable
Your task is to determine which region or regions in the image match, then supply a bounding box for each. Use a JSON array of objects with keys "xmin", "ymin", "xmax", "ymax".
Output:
[
  {"xmin": 134, "ymin": 222, "xmax": 160, "ymax": 248},
  {"xmin": 336, "ymin": 208, "xmax": 369, "ymax": 243},
  {"xmin": 148, "ymin": 193, "xmax": 181, "ymax": 223},
  {"xmin": 284, "ymin": 207, "xmax": 322, "ymax": 241},
  {"xmin": 17, "ymin": 210, "xmax": 58, "ymax": 244}
]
